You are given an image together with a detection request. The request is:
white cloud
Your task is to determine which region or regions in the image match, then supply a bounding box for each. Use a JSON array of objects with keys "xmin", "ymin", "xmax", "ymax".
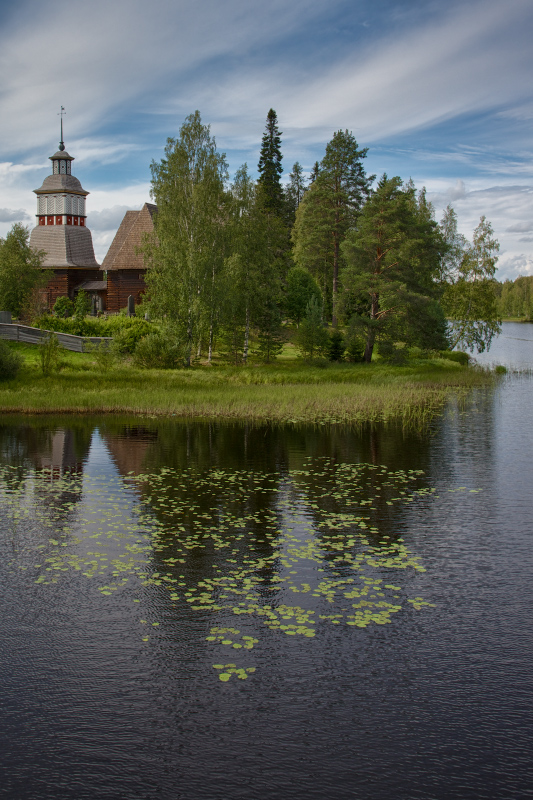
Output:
[{"xmin": 88, "ymin": 205, "xmax": 143, "ymax": 232}]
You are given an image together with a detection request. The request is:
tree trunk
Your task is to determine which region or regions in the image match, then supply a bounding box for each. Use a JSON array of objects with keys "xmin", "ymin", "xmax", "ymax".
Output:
[
  {"xmin": 243, "ymin": 306, "xmax": 250, "ymax": 365},
  {"xmin": 208, "ymin": 323, "xmax": 213, "ymax": 363},
  {"xmin": 364, "ymin": 292, "xmax": 379, "ymax": 363},
  {"xmin": 332, "ymin": 215, "xmax": 340, "ymax": 328}
]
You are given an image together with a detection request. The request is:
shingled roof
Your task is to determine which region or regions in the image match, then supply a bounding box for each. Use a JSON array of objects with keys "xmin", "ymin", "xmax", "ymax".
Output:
[
  {"xmin": 29, "ymin": 225, "xmax": 100, "ymax": 268},
  {"xmin": 101, "ymin": 203, "xmax": 157, "ymax": 271}
]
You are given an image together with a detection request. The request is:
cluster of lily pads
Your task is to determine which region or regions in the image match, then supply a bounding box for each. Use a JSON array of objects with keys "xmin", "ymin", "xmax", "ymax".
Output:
[{"xmin": 0, "ymin": 458, "xmax": 448, "ymax": 682}]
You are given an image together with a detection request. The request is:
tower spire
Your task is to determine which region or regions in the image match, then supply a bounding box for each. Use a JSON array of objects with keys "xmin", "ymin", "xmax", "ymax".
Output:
[{"xmin": 58, "ymin": 106, "xmax": 66, "ymax": 151}]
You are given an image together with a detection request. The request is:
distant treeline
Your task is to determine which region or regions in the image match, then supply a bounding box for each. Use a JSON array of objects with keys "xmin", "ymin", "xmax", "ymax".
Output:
[{"xmin": 495, "ymin": 275, "xmax": 533, "ymax": 320}]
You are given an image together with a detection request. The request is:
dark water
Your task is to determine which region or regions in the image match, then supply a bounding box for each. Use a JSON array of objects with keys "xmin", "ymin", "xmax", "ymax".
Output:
[{"xmin": 1, "ymin": 326, "xmax": 532, "ymax": 800}]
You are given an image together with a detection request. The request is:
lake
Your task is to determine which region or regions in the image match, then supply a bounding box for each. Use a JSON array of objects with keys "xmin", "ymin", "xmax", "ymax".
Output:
[{"xmin": 1, "ymin": 323, "xmax": 532, "ymax": 799}]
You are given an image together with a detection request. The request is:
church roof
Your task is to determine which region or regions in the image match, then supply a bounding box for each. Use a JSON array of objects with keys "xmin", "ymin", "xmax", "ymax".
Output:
[
  {"xmin": 102, "ymin": 203, "xmax": 157, "ymax": 271},
  {"xmin": 50, "ymin": 150, "xmax": 75, "ymax": 161},
  {"xmin": 34, "ymin": 173, "xmax": 88, "ymax": 195},
  {"xmin": 29, "ymin": 225, "xmax": 100, "ymax": 268}
]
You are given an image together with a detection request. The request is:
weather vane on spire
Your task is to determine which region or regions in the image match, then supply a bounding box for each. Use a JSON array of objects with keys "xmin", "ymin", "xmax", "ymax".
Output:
[{"xmin": 58, "ymin": 106, "xmax": 66, "ymax": 151}]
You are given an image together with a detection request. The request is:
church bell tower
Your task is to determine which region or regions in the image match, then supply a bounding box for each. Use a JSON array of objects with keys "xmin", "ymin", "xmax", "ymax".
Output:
[{"xmin": 29, "ymin": 110, "xmax": 102, "ymax": 307}]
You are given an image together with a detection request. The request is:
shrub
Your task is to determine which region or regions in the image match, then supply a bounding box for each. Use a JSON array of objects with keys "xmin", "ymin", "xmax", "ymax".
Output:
[
  {"xmin": 39, "ymin": 333, "xmax": 62, "ymax": 376},
  {"xmin": 33, "ymin": 314, "xmax": 153, "ymax": 342},
  {"xmin": 439, "ymin": 350, "xmax": 470, "ymax": 366},
  {"xmin": 84, "ymin": 340, "xmax": 117, "ymax": 372},
  {"xmin": 133, "ymin": 333, "xmax": 182, "ymax": 369},
  {"xmin": 74, "ymin": 290, "xmax": 91, "ymax": 319},
  {"xmin": 295, "ymin": 297, "xmax": 329, "ymax": 359},
  {"xmin": 0, "ymin": 340, "xmax": 23, "ymax": 380},
  {"xmin": 53, "ymin": 296, "xmax": 74, "ymax": 318},
  {"xmin": 377, "ymin": 340, "xmax": 408, "ymax": 366},
  {"xmin": 113, "ymin": 321, "xmax": 153, "ymax": 355},
  {"xmin": 344, "ymin": 315, "xmax": 366, "ymax": 362},
  {"xmin": 328, "ymin": 330, "xmax": 345, "ymax": 361}
]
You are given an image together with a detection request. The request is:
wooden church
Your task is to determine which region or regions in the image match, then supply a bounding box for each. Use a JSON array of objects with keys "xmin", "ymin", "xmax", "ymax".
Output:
[{"xmin": 30, "ymin": 121, "xmax": 156, "ymax": 314}]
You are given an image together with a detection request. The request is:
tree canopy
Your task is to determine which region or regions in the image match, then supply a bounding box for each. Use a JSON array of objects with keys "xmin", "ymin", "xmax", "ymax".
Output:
[
  {"xmin": 291, "ymin": 129, "xmax": 374, "ymax": 324},
  {"xmin": 441, "ymin": 212, "xmax": 501, "ymax": 352},
  {"xmin": 257, "ymin": 109, "xmax": 284, "ymax": 215},
  {"xmin": 340, "ymin": 175, "xmax": 448, "ymax": 362},
  {"xmin": 145, "ymin": 111, "xmax": 229, "ymax": 365},
  {"xmin": 139, "ymin": 110, "xmax": 502, "ymax": 364},
  {"xmin": 0, "ymin": 223, "xmax": 46, "ymax": 318}
]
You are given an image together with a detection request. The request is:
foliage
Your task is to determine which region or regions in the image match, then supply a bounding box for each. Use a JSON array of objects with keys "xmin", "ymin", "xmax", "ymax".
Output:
[
  {"xmin": 74, "ymin": 290, "xmax": 91, "ymax": 319},
  {"xmin": 34, "ymin": 313, "xmax": 152, "ymax": 341},
  {"xmin": 219, "ymin": 166, "xmax": 286, "ymax": 364},
  {"xmin": 133, "ymin": 332, "xmax": 182, "ymax": 369},
  {"xmin": 145, "ymin": 111, "xmax": 229, "ymax": 366},
  {"xmin": 439, "ymin": 350, "xmax": 470, "ymax": 365},
  {"xmin": 377, "ymin": 340, "xmax": 408, "ymax": 366},
  {"xmin": 496, "ymin": 275, "xmax": 533, "ymax": 320},
  {"xmin": 328, "ymin": 329, "xmax": 345, "ymax": 361},
  {"xmin": 255, "ymin": 299, "xmax": 285, "ymax": 363},
  {"xmin": 53, "ymin": 296, "xmax": 74, "ymax": 318},
  {"xmin": 0, "ymin": 223, "xmax": 47, "ymax": 318},
  {"xmin": 441, "ymin": 214, "xmax": 501, "ymax": 352},
  {"xmin": 0, "ymin": 340, "xmax": 23, "ymax": 380},
  {"xmin": 83, "ymin": 340, "xmax": 117, "ymax": 372},
  {"xmin": 257, "ymin": 109, "xmax": 284, "ymax": 215},
  {"xmin": 284, "ymin": 266, "xmax": 322, "ymax": 326},
  {"xmin": 39, "ymin": 333, "xmax": 62, "ymax": 376},
  {"xmin": 341, "ymin": 175, "xmax": 448, "ymax": 363},
  {"xmin": 292, "ymin": 130, "xmax": 373, "ymax": 322},
  {"xmin": 343, "ymin": 315, "xmax": 366, "ymax": 362},
  {"xmin": 295, "ymin": 297, "xmax": 330, "ymax": 359},
  {"xmin": 284, "ymin": 162, "xmax": 307, "ymax": 225},
  {"xmin": 113, "ymin": 324, "xmax": 151, "ymax": 355}
]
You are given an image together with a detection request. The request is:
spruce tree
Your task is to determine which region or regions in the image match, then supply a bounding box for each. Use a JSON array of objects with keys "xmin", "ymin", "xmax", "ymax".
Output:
[
  {"xmin": 257, "ymin": 109, "xmax": 283, "ymax": 215},
  {"xmin": 291, "ymin": 129, "xmax": 373, "ymax": 325}
]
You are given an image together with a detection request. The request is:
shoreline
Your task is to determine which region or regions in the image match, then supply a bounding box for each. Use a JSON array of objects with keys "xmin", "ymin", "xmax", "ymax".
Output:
[{"xmin": 0, "ymin": 345, "xmax": 495, "ymax": 426}]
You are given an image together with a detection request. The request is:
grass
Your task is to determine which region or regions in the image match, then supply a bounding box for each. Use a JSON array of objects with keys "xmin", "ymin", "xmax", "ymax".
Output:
[{"xmin": 0, "ymin": 341, "xmax": 495, "ymax": 426}]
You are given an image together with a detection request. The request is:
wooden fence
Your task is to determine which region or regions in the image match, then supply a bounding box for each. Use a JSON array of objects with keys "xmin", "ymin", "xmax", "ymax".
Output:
[{"xmin": 0, "ymin": 323, "xmax": 113, "ymax": 353}]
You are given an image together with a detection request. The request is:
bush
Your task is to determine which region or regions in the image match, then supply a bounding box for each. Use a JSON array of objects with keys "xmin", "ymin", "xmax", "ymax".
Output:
[
  {"xmin": 0, "ymin": 340, "xmax": 23, "ymax": 380},
  {"xmin": 377, "ymin": 340, "xmax": 408, "ymax": 366},
  {"xmin": 53, "ymin": 296, "xmax": 74, "ymax": 318},
  {"xmin": 74, "ymin": 291, "xmax": 91, "ymax": 319},
  {"xmin": 133, "ymin": 333, "xmax": 182, "ymax": 369},
  {"xmin": 84, "ymin": 340, "xmax": 117, "ymax": 372},
  {"xmin": 39, "ymin": 333, "xmax": 62, "ymax": 376},
  {"xmin": 295, "ymin": 297, "xmax": 330, "ymax": 359},
  {"xmin": 439, "ymin": 350, "xmax": 470, "ymax": 366},
  {"xmin": 344, "ymin": 315, "xmax": 366, "ymax": 362},
  {"xmin": 113, "ymin": 322, "xmax": 153, "ymax": 355},
  {"xmin": 33, "ymin": 314, "xmax": 153, "ymax": 343},
  {"xmin": 328, "ymin": 330, "xmax": 345, "ymax": 361}
]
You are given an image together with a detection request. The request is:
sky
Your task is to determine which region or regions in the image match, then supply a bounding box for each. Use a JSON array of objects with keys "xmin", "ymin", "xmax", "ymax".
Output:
[{"xmin": 0, "ymin": 0, "xmax": 532, "ymax": 280}]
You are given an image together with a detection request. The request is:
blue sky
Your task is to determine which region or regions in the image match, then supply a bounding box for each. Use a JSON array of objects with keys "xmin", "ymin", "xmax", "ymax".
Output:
[{"xmin": 0, "ymin": 0, "xmax": 532, "ymax": 280}]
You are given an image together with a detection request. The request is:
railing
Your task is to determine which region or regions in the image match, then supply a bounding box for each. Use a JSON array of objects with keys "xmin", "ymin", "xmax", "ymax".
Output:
[{"xmin": 0, "ymin": 323, "xmax": 113, "ymax": 353}]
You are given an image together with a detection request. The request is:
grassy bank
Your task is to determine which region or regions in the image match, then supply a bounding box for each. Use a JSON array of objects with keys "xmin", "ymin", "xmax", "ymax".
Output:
[{"xmin": 0, "ymin": 342, "xmax": 493, "ymax": 425}]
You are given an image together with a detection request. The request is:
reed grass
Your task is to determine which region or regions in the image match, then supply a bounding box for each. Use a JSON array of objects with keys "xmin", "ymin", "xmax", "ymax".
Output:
[{"xmin": 0, "ymin": 342, "xmax": 494, "ymax": 426}]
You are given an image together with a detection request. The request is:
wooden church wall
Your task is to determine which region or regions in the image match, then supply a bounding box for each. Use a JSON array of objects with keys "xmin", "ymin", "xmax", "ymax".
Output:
[{"xmin": 107, "ymin": 271, "xmax": 147, "ymax": 312}]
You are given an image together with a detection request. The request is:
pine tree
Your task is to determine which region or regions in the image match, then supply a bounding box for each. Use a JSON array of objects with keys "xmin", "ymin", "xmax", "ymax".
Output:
[
  {"xmin": 291, "ymin": 130, "xmax": 373, "ymax": 325},
  {"xmin": 257, "ymin": 109, "xmax": 283, "ymax": 215},
  {"xmin": 284, "ymin": 162, "xmax": 307, "ymax": 223},
  {"xmin": 341, "ymin": 175, "xmax": 448, "ymax": 363}
]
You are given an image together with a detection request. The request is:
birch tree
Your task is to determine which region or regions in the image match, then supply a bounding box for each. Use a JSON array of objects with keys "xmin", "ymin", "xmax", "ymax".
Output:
[{"xmin": 145, "ymin": 111, "xmax": 229, "ymax": 366}]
